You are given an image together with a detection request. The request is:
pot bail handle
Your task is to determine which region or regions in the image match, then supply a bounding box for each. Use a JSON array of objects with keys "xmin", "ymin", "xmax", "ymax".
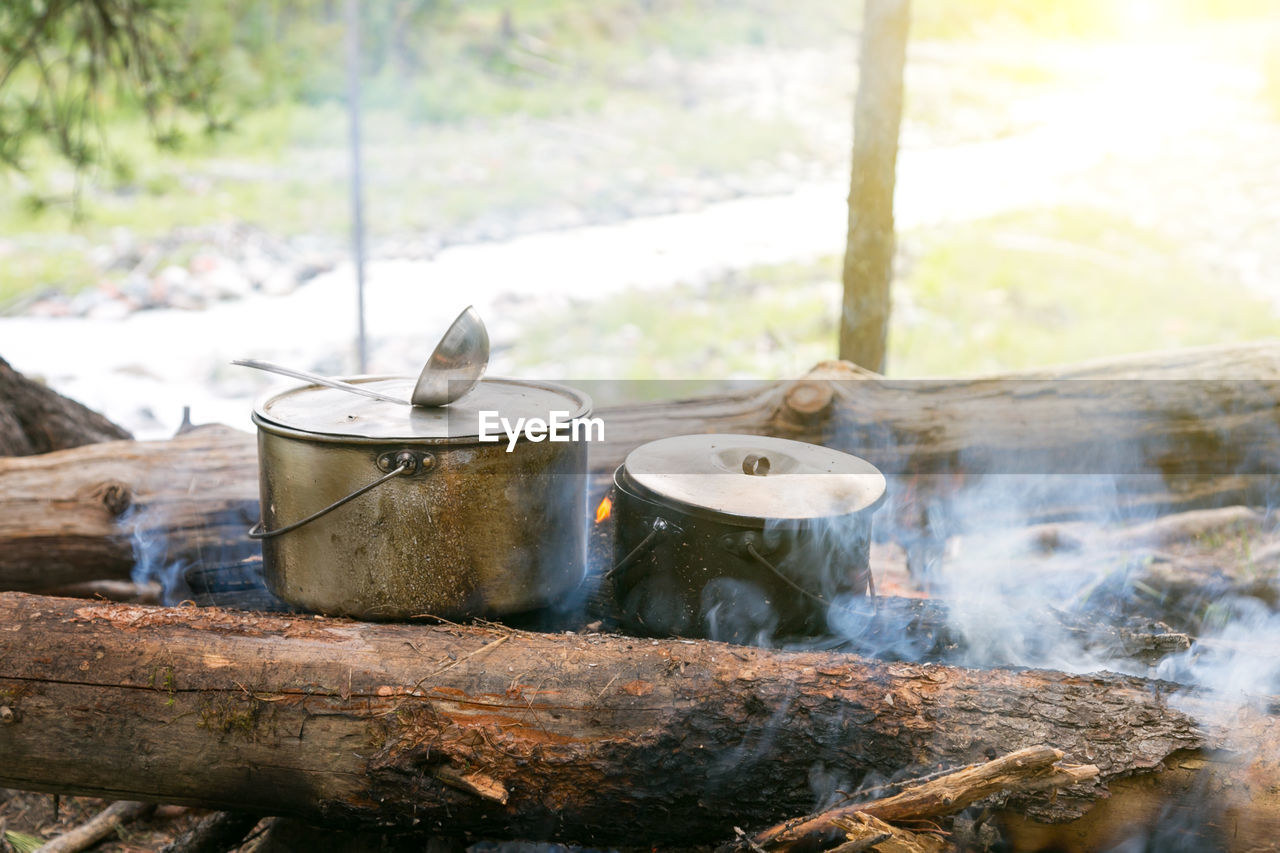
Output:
[
  {"xmin": 606, "ymin": 516, "xmax": 674, "ymax": 582},
  {"xmin": 743, "ymin": 540, "xmax": 877, "ymax": 609},
  {"xmin": 248, "ymin": 452, "xmax": 424, "ymax": 540}
]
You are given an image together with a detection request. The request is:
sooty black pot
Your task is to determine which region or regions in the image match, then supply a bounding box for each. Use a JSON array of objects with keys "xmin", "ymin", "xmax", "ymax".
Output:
[{"xmin": 607, "ymin": 434, "xmax": 886, "ymax": 644}]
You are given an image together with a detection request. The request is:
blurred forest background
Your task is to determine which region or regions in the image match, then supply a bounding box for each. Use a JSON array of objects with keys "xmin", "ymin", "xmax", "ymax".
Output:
[{"xmin": 2, "ymin": 0, "xmax": 1280, "ymax": 423}]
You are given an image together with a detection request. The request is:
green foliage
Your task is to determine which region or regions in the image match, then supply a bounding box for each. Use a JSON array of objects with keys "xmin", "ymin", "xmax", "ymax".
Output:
[
  {"xmin": 3, "ymin": 830, "xmax": 45, "ymax": 853},
  {"xmin": 0, "ymin": 0, "xmax": 236, "ymax": 178},
  {"xmin": 0, "ymin": 0, "xmax": 852, "ymax": 190}
]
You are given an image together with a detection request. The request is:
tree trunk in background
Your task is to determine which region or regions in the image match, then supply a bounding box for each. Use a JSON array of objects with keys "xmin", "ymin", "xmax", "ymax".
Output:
[{"xmin": 839, "ymin": 0, "xmax": 910, "ymax": 373}]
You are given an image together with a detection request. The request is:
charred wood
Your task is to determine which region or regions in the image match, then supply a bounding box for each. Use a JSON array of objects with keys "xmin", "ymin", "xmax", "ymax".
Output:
[
  {"xmin": 158, "ymin": 811, "xmax": 262, "ymax": 853},
  {"xmin": 250, "ymin": 818, "xmax": 449, "ymax": 853},
  {"xmin": 42, "ymin": 579, "xmax": 162, "ymax": 604}
]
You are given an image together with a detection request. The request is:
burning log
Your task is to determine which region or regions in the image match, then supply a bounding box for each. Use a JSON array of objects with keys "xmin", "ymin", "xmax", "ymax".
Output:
[
  {"xmin": 0, "ymin": 355, "xmax": 131, "ymax": 457},
  {"xmin": 0, "ymin": 591, "xmax": 1227, "ymax": 846}
]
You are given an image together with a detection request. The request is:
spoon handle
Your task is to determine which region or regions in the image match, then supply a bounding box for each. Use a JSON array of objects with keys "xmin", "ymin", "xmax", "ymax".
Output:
[{"xmin": 233, "ymin": 359, "xmax": 411, "ymax": 406}]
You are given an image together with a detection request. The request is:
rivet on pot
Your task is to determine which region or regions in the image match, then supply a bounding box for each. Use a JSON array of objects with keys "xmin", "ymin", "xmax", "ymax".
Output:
[
  {"xmin": 395, "ymin": 451, "xmax": 419, "ymax": 474},
  {"xmin": 376, "ymin": 450, "xmax": 434, "ymax": 475}
]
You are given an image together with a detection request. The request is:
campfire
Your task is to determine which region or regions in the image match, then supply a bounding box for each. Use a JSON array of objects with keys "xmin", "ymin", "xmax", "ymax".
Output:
[{"xmin": 3, "ymin": 346, "xmax": 1280, "ymax": 852}]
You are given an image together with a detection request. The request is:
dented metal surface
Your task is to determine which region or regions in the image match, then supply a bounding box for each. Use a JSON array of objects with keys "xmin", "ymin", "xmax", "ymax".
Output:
[{"xmin": 251, "ymin": 377, "xmax": 591, "ymax": 620}]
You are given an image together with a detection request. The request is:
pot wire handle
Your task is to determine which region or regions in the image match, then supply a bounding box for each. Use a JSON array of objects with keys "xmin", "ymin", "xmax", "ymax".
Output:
[
  {"xmin": 248, "ymin": 457, "xmax": 415, "ymax": 540},
  {"xmin": 744, "ymin": 541, "xmax": 877, "ymax": 612},
  {"xmin": 606, "ymin": 517, "xmax": 673, "ymax": 582}
]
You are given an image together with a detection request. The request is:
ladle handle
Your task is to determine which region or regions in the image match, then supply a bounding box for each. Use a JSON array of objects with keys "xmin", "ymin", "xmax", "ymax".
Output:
[{"xmin": 233, "ymin": 359, "xmax": 411, "ymax": 406}]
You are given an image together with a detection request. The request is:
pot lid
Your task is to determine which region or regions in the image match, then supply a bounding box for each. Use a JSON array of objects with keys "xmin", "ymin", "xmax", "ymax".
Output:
[
  {"xmin": 621, "ymin": 434, "xmax": 885, "ymax": 521},
  {"xmin": 254, "ymin": 376, "xmax": 591, "ymax": 441}
]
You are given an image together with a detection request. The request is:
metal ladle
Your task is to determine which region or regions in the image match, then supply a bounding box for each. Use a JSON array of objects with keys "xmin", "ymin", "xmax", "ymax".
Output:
[{"xmin": 234, "ymin": 305, "xmax": 489, "ymax": 408}]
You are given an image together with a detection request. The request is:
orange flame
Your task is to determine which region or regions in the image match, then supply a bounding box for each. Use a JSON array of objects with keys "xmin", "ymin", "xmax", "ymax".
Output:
[{"xmin": 595, "ymin": 495, "xmax": 613, "ymax": 524}]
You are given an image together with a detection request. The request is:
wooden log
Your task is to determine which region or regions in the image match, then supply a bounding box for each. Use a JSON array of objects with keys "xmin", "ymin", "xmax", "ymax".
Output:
[
  {"xmin": 827, "ymin": 813, "xmax": 949, "ymax": 853},
  {"xmin": 33, "ymin": 800, "xmax": 154, "ymax": 853},
  {"xmin": 739, "ymin": 746, "xmax": 1096, "ymax": 853},
  {"xmin": 591, "ymin": 342, "xmax": 1280, "ymax": 489},
  {"xmin": 997, "ymin": 703, "xmax": 1280, "ymax": 852},
  {"xmin": 0, "ymin": 425, "xmax": 258, "ymax": 592},
  {"xmin": 0, "ymin": 355, "xmax": 131, "ymax": 457},
  {"xmin": 0, "ymin": 591, "xmax": 1215, "ymax": 845},
  {"xmin": 4, "ymin": 342, "xmax": 1280, "ymax": 594}
]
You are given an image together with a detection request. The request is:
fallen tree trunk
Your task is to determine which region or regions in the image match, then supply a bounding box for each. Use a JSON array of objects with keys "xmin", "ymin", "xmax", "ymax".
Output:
[
  {"xmin": 0, "ymin": 591, "xmax": 1224, "ymax": 846},
  {"xmin": 0, "ymin": 425, "xmax": 258, "ymax": 591},
  {"xmin": 0, "ymin": 355, "xmax": 131, "ymax": 457},
  {"xmin": 4, "ymin": 342, "xmax": 1280, "ymax": 593}
]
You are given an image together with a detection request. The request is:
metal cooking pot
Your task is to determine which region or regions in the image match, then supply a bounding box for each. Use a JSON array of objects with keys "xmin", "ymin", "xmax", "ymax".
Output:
[
  {"xmin": 249, "ymin": 376, "xmax": 592, "ymax": 620},
  {"xmin": 608, "ymin": 434, "xmax": 886, "ymax": 643}
]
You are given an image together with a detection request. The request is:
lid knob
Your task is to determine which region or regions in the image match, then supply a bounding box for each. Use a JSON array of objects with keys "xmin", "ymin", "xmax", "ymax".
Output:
[{"xmin": 742, "ymin": 454, "xmax": 771, "ymax": 476}]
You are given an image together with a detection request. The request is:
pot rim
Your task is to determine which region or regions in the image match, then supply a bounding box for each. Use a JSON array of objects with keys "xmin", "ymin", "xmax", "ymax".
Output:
[
  {"xmin": 613, "ymin": 463, "xmax": 887, "ymax": 528},
  {"xmin": 252, "ymin": 376, "xmax": 593, "ymax": 446}
]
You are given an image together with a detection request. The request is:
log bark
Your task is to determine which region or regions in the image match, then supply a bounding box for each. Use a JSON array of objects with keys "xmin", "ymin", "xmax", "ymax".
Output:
[
  {"xmin": 0, "ymin": 591, "xmax": 1217, "ymax": 846},
  {"xmin": 0, "ymin": 425, "xmax": 258, "ymax": 592},
  {"xmin": 0, "ymin": 355, "xmax": 131, "ymax": 457},
  {"xmin": 4, "ymin": 342, "xmax": 1280, "ymax": 593}
]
